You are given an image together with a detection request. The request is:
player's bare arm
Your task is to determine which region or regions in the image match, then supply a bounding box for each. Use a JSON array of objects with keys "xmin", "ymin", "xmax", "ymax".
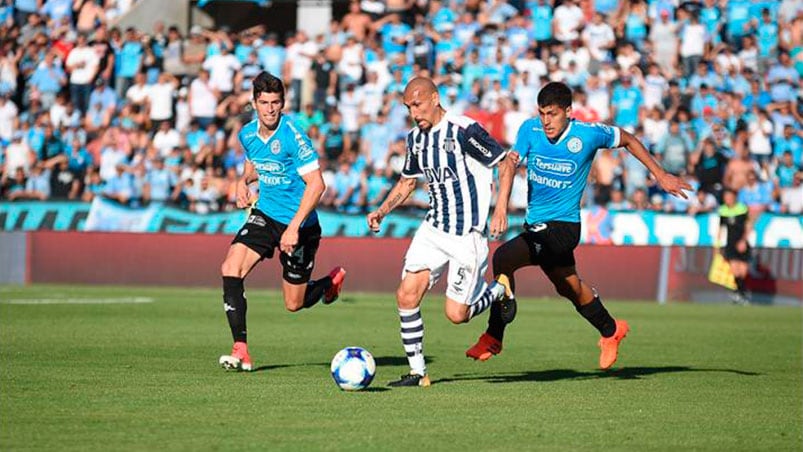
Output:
[
  {"xmin": 235, "ymin": 161, "xmax": 257, "ymax": 208},
  {"xmin": 490, "ymin": 151, "xmax": 519, "ymax": 238},
  {"xmin": 619, "ymin": 129, "xmax": 693, "ymax": 199},
  {"xmin": 367, "ymin": 177, "xmax": 417, "ymax": 232},
  {"xmin": 280, "ymin": 168, "xmax": 325, "ymax": 255}
]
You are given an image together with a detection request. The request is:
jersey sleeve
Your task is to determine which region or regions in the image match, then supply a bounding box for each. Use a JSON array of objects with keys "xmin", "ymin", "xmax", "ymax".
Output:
[
  {"xmin": 592, "ymin": 122, "xmax": 621, "ymax": 149},
  {"xmin": 288, "ymin": 123, "xmax": 319, "ymax": 176},
  {"xmin": 237, "ymin": 128, "xmax": 252, "ymax": 160},
  {"xmin": 459, "ymin": 122, "xmax": 508, "ymax": 167},
  {"xmin": 511, "ymin": 119, "xmax": 533, "ymax": 162},
  {"xmin": 401, "ymin": 131, "xmax": 423, "ymax": 178}
]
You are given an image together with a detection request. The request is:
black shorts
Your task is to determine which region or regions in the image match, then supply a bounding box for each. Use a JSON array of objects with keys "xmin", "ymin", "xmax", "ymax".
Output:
[
  {"xmin": 231, "ymin": 209, "xmax": 321, "ymax": 284},
  {"xmin": 520, "ymin": 221, "xmax": 581, "ymax": 270},
  {"xmin": 723, "ymin": 245, "xmax": 750, "ymax": 263}
]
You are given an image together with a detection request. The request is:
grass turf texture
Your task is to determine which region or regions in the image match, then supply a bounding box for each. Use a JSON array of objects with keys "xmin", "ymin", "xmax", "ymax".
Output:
[{"xmin": 1, "ymin": 285, "xmax": 801, "ymax": 451}]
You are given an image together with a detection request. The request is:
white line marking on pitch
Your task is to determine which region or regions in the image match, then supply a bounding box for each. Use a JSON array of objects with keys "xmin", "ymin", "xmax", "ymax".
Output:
[{"xmin": 1, "ymin": 297, "xmax": 155, "ymax": 305}]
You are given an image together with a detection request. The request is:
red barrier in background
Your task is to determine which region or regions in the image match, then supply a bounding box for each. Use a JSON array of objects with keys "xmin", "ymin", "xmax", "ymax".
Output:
[{"xmin": 28, "ymin": 231, "xmax": 664, "ymax": 300}]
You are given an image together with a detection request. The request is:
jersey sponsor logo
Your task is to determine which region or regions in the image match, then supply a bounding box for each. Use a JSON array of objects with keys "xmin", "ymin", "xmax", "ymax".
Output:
[
  {"xmin": 253, "ymin": 160, "xmax": 285, "ymax": 173},
  {"xmin": 468, "ymin": 137, "xmax": 492, "ymax": 157},
  {"xmin": 270, "ymin": 140, "xmax": 281, "ymax": 154},
  {"xmin": 258, "ymin": 174, "xmax": 291, "ymax": 185},
  {"xmin": 424, "ymin": 167, "xmax": 458, "ymax": 184},
  {"xmin": 567, "ymin": 137, "xmax": 583, "ymax": 153},
  {"xmin": 533, "ymin": 156, "xmax": 577, "ymax": 176},
  {"xmin": 528, "ymin": 169, "xmax": 572, "ymax": 189}
]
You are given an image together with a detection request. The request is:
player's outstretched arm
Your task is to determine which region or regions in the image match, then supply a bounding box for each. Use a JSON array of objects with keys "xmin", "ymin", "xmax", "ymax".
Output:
[
  {"xmin": 619, "ymin": 129, "xmax": 693, "ymax": 199},
  {"xmin": 490, "ymin": 151, "xmax": 519, "ymax": 238},
  {"xmin": 235, "ymin": 161, "xmax": 258, "ymax": 208},
  {"xmin": 367, "ymin": 177, "xmax": 417, "ymax": 233}
]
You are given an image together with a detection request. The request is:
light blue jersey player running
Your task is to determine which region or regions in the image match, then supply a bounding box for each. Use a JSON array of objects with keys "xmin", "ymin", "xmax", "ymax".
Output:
[
  {"xmin": 218, "ymin": 72, "xmax": 346, "ymax": 372},
  {"xmin": 467, "ymin": 82, "xmax": 691, "ymax": 369}
]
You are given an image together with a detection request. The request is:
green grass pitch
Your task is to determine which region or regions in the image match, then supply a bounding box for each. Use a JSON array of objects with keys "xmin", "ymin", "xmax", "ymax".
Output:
[{"xmin": 1, "ymin": 285, "xmax": 801, "ymax": 451}]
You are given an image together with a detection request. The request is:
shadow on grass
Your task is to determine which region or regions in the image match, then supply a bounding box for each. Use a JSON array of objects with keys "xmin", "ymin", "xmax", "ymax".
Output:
[
  {"xmin": 432, "ymin": 366, "xmax": 761, "ymax": 384},
  {"xmin": 251, "ymin": 362, "xmax": 329, "ymax": 372},
  {"xmin": 373, "ymin": 355, "xmax": 437, "ymax": 367},
  {"xmin": 358, "ymin": 387, "xmax": 391, "ymax": 393}
]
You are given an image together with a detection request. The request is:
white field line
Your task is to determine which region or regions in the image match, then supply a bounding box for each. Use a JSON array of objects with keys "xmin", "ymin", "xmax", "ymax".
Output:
[{"xmin": 1, "ymin": 297, "xmax": 155, "ymax": 305}]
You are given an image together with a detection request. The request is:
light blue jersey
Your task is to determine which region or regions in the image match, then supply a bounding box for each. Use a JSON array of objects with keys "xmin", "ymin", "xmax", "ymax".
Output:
[
  {"xmin": 238, "ymin": 116, "xmax": 320, "ymax": 226},
  {"xmin": 514, "ymin": 118, "xmax": 621, "ymax": 224}
]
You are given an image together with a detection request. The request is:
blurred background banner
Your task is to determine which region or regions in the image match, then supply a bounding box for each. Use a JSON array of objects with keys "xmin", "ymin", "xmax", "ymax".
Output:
[{"xmin": 1, "ymin": 202, "xmax": 801, "ymax": 248}]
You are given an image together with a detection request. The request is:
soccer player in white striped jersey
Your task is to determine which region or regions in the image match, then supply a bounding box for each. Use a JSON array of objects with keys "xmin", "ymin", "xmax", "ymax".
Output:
[{"xmin": 367, "ymin": 77, "xmax": 519, "ymax": 387}]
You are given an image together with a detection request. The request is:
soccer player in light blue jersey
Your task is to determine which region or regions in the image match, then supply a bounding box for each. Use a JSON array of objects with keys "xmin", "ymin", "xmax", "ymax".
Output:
[
  {"xmin": 218, "ymin": 72, "xmax": 346, "ymax": 372},
  {"xmin": 467, "ymin": 82, "xmax": 691, "ymax": 369},
  {"xmin": 367, "ymin": 77, "xmax": 519, "ymax": 387}
]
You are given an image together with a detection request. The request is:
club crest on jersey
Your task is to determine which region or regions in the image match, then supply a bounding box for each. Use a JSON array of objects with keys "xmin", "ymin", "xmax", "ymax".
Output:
[
  {"xmin": 270, "ymin": 140, "xmax": 281, "ymax": 154},
  {"xmin": 567, "ymin": 137, "xmax": 583, "ymax": 153},
  {"xmin": 444, "ymin": 138, "xmax": 456, "ymax": 153}
]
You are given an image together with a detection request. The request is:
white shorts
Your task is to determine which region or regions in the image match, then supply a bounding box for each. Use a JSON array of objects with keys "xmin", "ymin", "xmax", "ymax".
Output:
[{"xmin": 402, "ymin": 222, "xmax": 489, "ymax": 304}]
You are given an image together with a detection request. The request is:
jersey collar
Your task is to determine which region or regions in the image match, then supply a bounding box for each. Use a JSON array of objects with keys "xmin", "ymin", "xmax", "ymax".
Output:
[{"xmin": 550, "ymin": 119, "xmax": 574, "ymax": 145}]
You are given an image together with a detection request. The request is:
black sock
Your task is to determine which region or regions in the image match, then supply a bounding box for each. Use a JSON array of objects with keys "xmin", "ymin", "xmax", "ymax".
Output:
[
  {"xmin": 576, "ymin": 296, "xmax": 616, "ymax": 338},
  {"xmin": 486, "ymin": 299, "xmax": 506, "ymax": 341},
  {"xmin": 735, "ymin": 277, "xmax": 746, "ymax": 294},
  {"xmin": 302, "ymin": 276, "xmax": 332, "ymax": 308},
  {"xmin": 223, "ymin": 276, "xmax": 247, "ymax": 343}
]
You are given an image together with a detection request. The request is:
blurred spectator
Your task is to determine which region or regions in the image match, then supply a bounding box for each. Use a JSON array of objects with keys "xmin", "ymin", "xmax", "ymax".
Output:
[
  {"xmin": 687, "ymin": 189, "xmax": 719, "ymax": 215},
  {"xmin": 28, "ymin": 52, "xmax": 66, "ymax": 109},
  {"xmin": 607, "ymin": 189, "xmax": 632, "ymax": 210},
  {"xmin": 115, "ymin": 27, "xmax": 144, "ymax": 99},
  {"xmin": 0, "ymin": 93, "xmax": 18, "ymax": 144},
  {"xmin": 738, "ymin": 171, "xmax": 775, "ymax": 215},
  {"xmin": 4, "ymin": 131, "xmax": 34, "ymax": 176},
  {"xmin": 655, "ymin": 120, "xmax": 693, "ymax": 176},
  {"xmin": 65, "ymin": 33, "xmax": 99, "ymax": 114},
  {"xmin": 775, "ymin": 125, "xmax": 802, "ymax": 167},
  {"xmin": 779, "ymin": 172, "xmax": 803, "ymax": 214},
  {"xmin": 188, "ymin": 69, "xmax": 219, "ymax": 128}
]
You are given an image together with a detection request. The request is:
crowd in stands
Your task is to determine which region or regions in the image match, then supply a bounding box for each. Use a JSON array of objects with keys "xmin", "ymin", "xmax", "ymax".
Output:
[{"xmin": 1, "ymin": 0, "xmax": 802, "ymax": 218}]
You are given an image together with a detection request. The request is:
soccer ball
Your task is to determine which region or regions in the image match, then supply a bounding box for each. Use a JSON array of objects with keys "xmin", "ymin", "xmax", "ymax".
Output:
[{"xmin": 330, "ymin": 347, "xmax": 376, "ymax": 391}]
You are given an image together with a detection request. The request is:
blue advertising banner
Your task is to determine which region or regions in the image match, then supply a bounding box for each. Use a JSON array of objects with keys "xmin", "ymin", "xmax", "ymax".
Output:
[{"xmin": 0, "ymin": 201, "xmax": 801, "ymax": 248}]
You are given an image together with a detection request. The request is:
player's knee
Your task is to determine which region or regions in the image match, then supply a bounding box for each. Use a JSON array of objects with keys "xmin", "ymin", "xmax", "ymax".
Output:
[
  {"xmin": 396, "ymin": 287, "xmax": 420, "ymax": 310},
  {"xmin": 220, "ymin": 260, "xmax": 242, "ymax": 278},
  {"xmin": 444, "ymin": 301, "xmax": 469, "ymax": 324},
  {"xmin": 444, "ymin": 309, "xmax": 468, "ymax": 324}
]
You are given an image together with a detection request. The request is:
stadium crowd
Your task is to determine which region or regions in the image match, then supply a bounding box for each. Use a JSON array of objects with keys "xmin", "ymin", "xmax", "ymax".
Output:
[{"xmin": 1, "ymin": 0, "xmax": 802, "ymax": 217}]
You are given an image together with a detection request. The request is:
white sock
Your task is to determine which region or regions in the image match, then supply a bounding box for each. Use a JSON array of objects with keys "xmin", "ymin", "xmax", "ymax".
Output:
[{"xmin": 399, "ymin": 307, "xmax": 426, "ymax": 375}]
